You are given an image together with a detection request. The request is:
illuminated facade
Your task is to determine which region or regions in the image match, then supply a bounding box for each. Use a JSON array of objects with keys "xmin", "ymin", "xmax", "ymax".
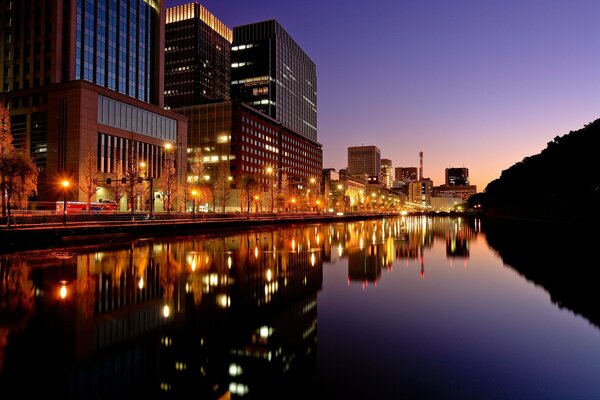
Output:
[
  {"xmin": 178, "ymin": 101, "xmax": 322, "ymax": 211},
  {"xmin": 231, "ymin": 20, "xmax": 318, "ymax": 142},
  {"xmin": 0, "ymin": 0, "xmax": 187, "ymax": 202},
  {"xmin": 381, "ymin": 158, "xmax": 393, "ymax": 188},
  {"xmin": 408, "ymin": 179, "xmax": 433, "ymax": 209},
  {"xmin": 347, "ymin": 145, "xmax": 381, "ymax": 178},
  {"xmin": 165, "ymin": 2, "xmax": 232, "ymax": 108}
]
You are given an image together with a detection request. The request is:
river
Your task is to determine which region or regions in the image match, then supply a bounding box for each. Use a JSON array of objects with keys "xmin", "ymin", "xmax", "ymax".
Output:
[{"xmin": 1, "ymin": 216, "xmax": 599, "ymax": 399}]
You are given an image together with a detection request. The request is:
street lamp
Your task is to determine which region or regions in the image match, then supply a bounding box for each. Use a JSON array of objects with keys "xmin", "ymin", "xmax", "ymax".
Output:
[
  {"xmin": 191, "ymin": 190, "xmax": 197, "ymax": 219},
  {"xmin": 61, "ymin": 180, "xmax": 70, "ymax": 225}
]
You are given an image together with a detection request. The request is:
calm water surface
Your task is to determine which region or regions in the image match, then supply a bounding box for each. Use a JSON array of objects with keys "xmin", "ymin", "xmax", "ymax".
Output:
[{"xmin": 1, "ymin": 216, "xmax": 599, "ymax": 399}]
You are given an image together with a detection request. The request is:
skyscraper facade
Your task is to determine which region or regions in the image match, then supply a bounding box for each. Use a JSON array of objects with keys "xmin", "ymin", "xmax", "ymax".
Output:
[
  {"xmin": 347, "ymin": 145, "xmax": 381, "ymax": 178},
  {"xmin": 380, "ymin": 158, "xmax": 393, "ymax": 188},
  {"xmin": 165, "ymin": 3, "xmax": 232, "ymax": 108},
  {"xmin": 231, "ymin": 20, "xmax": 317, "ymax": 142},
  {"xmin": 0, "ymin": 0, "xmax": 187, "ymax": 203}
]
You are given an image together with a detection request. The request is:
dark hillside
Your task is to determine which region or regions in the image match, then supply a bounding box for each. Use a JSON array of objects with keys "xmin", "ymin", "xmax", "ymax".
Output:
[{"xmin": 473, "ymin": 119, "xmax": 600, "ymax": 222}]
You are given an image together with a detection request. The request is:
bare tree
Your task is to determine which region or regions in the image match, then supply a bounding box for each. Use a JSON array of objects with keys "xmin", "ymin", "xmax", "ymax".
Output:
[
  {"xmin": 80, "ymin": 147, "xmax": 99, "ymax": 213},
  {"xmin": 214, "ymin": 163, "xmax": 232, "ymax": 212},
  {"xmin": 240, "ymin": 174, "xmax": 257, "ymax": 214},
  {"xmin": 109, "ymin": 157, "xmax": 125, "ymax": 210},
  {"xmin": 123, "ymin": 140, "xmax": 141, "ymax": 215},
  {"xmin": 159, "ymin": 151, "xmax": 177, "ymax": 214}
]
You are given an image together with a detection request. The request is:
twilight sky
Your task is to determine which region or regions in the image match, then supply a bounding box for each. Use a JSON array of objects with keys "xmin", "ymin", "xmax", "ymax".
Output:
[{"xmin": 165, "ymin": 0, "xmax": 600, "ymax": 190}]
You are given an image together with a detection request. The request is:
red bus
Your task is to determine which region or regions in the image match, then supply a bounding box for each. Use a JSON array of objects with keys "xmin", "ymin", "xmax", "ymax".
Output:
[{"xmin": 56, "ymin": 200, "xmax": 118, "ymax": 214}]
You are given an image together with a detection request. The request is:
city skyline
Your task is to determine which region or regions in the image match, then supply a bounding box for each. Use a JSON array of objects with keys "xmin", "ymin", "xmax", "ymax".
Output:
[{"xmin": 166, "ymin": 0, "xmax": 600, "ymax": 190}]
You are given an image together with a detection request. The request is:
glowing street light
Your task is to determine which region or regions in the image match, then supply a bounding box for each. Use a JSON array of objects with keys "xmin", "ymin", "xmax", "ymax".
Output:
[{"xmin": 61, "ymin": 180, "xmax": 70, "ymax": 225}]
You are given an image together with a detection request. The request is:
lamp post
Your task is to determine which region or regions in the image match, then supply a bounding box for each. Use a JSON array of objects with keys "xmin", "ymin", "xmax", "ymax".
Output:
[
  {"xmin": 191, "ymin": 190, "xmax": 197, "ymax": 219},
  {"xmin": 61, "ymin": 180, "xmax": 70, "ymax": 225}
]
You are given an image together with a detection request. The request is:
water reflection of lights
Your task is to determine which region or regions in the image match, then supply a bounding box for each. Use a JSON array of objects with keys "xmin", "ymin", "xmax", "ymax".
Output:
[
  {"xmin": 162, "ymin": 305, "xmax": 170, "ymax": 318},
  {"xmin": 254, "ymin": 246, "xmax": 259, "ymax": 258},
  {"xmin": 229, "ymin": 383, "xmax": 249, "ymax": 396},
  {"xmin": 259, "ymin": 326, "xmax": 273, "ymax": 338},
  {"xmin": 338, "ymin": 244, "xmax": 343, "ymax": 257},
  {"xmin": 217, "ymin": 294, "xmax": 231, "ymax": 308},
  {"xmin": 59, "ymin": 281, "xmax": 68, "ymax": 299},
  {"xmin": 267, "ymin": 269, "xmax": 272, "ymax": 281},
  {"xmin": 229, "ymin": 364, "xmax": 243, "ymax": 377},
  {"xmin": 291, "ymin": 239, "xmax": 296, "ymax": 252},
  {"xmin": 227, "ymin": 256, "xmax": 232, "ymax": 269},
  {"xmin": 138, "ymin": 277, "xmax": 144, "ymax": 289},
  {"xmin": 311, "ymin": 252, "xmax": 315, "ymax": 266}
]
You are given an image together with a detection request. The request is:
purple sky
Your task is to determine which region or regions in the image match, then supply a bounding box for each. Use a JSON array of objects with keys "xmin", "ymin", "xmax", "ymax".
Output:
[{"xmin": 166, "ymin": 0, "xmax": 600, "ymax": 190}]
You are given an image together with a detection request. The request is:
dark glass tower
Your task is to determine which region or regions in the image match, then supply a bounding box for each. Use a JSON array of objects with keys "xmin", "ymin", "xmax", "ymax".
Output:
[
  {"xmin": 165, "ymin": 2, "xmax": 232, "ymax": 108},
  {"xmin": 232, "ymin": 20, "xmax": 317, "ymax": 142}
]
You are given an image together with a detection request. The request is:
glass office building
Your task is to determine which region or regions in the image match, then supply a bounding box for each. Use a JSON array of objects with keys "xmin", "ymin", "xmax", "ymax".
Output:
[{"xmin": 232, "ymin": 20, "xmax": 318, "ymax": 142}]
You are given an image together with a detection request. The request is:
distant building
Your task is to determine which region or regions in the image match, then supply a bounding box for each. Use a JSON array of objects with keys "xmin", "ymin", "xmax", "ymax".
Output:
[
  {"xmin": 445, "ymin": 167, "xmax": 469, "ymax": 186},
  {"xmin": 433, "ymin": 184, "xmax": 477, "ymax": 201},
  {"xmin": 408, "ymin": 179, "xmax": 433, "ymax": 209},
  {"xmin": 165, "ymin": 3, "xmax": 233, "ymax": 108},
  {"xmin": 381, "ymin": 159, "xmax": 393, "ymax": 188},
  {"xmin": 231, "ymin": 20, "xmax": 317, "ymax": 142},
  {"xmin": 395, "ymin": 167, "xmax": 418, "ymax": 183},
  {"xmin": 347, "ymin": 145, "xmax": 381, "ymax": 177}
]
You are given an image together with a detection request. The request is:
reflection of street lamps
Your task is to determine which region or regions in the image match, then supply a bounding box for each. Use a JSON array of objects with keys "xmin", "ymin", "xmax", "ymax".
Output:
[
  {"xmin": 61, "ymin": 180, "xmax": 70, "ymax": 225},
  {"xmin": 191, "ymin": 190, "xmax": 197, "ymax": 219}
]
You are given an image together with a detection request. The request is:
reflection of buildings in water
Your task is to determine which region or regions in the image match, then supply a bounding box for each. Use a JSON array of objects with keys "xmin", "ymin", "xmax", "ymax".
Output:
[
  {"xmin": 158, "ymin": 227, "xmax": 324, "ymax": 399},
  {"xmin": 0, "ymin": 248, "xmax": 168, "ymax": 398},
  {"xmin": 228, "ymin": 293, "xmax": 319, "ymax": 399},
  {"xmin": 446, "ymin": 236, "xmax": 470, "ymax": 259},
  {"xmin": 348, "ymin": 244, "xmax": 383, "ymax": 284}
]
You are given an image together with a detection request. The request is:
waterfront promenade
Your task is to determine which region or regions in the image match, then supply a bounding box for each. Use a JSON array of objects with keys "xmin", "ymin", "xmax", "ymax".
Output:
[{"xmin": 0, "ymin": 211, "xmax": 401, "ymax": 252}]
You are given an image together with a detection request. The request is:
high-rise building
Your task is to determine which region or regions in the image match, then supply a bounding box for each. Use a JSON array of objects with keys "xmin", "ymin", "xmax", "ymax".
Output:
[
  {"xmin": 408, "ymin": 179, "xmax": 433, "ymax": 209},
  {"xmin": 0, "ymin": 0, "xmax": 187, "ymax": 203},
  {"xmin": 231, "ymin": 20, "xmax": 317, "ymax": 141},
  {"xmin": 445, "ymin": 167, "xmax": 469, "ymax": 186},
  {"xmin": 165, "ymin": 3, "xmax": 232, "ymax": 108},
  {"xmin": 380, "ymin": 158, "xmax": 393, "ymax": 188},
  {"xmin": 347, "ymin": 145, "xmax": 381, "ymax": 178},
  {"xmin": 395, "ymin": 167, "xmax": 418, "ymax": 183}
]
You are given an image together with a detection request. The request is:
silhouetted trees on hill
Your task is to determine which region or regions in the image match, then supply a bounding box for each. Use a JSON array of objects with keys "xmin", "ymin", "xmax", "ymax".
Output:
[{"xmin": 469, "ymin": 118, "xmax": 600, "ymax": 220}]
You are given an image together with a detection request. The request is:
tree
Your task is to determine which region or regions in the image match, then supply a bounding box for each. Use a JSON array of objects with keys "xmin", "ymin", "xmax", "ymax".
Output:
[
  {"xmin": 240, "ymin": 175, "xmax": 257, "ymax": 213},
  {"xmin": 0, "ymin": 103, "xmax": 15, "ymax": 217},
  {"xmin": 123, "ymin": 140, "xmax": 141, "ymax": 215},
  {"xmin": 80, "ymin": 147, "xmax": 99, "ymax": 213},
  {"xmin": 214, "ymin": 163, "xmax": 232, "ymax": 212},
  {"xmin": 159, "ymin": 151, "xmax": 177, "ymax": 214},
  {"xmin": 109, "ymin": 156, "xmax": 125, "ymax": 210},
  {"xmin": 0, "ymin": 151, "xmax": 38, "ymax": 219},
  {"xmin": 277, "ymin": 171, "xmax": 290, "ymax": 212}
]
